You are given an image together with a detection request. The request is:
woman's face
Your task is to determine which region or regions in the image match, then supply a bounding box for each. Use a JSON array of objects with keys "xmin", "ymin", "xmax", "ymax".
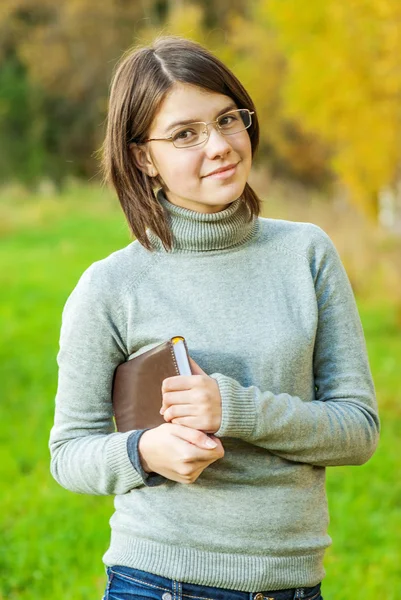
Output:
[{"xmin": 132, "ymin": 82, "xmax": 253, "ymax": 214}]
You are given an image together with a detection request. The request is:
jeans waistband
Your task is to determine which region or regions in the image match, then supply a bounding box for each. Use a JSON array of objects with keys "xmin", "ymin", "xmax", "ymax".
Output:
[
  {"xmin": 107, "ymin": 565, "xmax": 322, "ymax": 600},
  {"xmin": 180, "ymin": 579, "xmax": 321, "ymax": 600}
]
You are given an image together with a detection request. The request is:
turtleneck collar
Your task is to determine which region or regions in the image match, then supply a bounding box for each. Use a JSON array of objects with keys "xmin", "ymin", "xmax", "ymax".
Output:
[{"xmin": 146, "ymin": 189, "xmax": 260, "ymax": 253}]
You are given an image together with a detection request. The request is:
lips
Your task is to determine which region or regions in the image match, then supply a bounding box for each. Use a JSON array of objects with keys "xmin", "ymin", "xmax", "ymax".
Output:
[{"xmin": 203, "ymin": 163, "xmax": 239, "ymax": 177}]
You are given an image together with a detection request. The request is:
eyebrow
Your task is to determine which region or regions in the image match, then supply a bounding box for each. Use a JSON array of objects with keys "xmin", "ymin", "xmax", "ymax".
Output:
[{"xmin": 163, "ymin": 103, "xmax": 238, "ymax": 134}]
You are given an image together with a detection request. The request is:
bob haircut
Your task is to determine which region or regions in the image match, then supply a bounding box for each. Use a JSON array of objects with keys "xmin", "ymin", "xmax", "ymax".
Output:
[{"xmin": 101, "ymin": 35, "xmax": 262, "ymax": 252}]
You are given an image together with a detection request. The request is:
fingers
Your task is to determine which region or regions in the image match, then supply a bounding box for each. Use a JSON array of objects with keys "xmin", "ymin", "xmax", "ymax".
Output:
[
  {"xmin": 162, "ymin": 375, "xmax": 203, "ymax": 393},
  {"xmin": 169, "ymin": 423, "xmax": 222, "ymax": 452},
  {"xmin": 141, "ymin": 424, "xmax": 223, "ymax": 485},
  {"xmin": 161, "ymin": 391, "xmax": 194, "ymax": 409},
  {"xmin": 162, "ymin": 404, "xmax": 196, "ymax": 421},
  {"xmin": 170, "ymin": 417, "xmax": 206, "ymax": 429},
  {"xmin": 160, "ymin": 392, "xmax": 194, "ymax": 417}
]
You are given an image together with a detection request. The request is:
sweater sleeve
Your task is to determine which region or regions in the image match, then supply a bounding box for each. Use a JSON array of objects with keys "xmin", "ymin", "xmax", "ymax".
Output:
[
  {"xmin": 49, "ymin": 263, "xmax": 163, "ymax": 495},
  {"xmin": 210, "ymin": 228, "xmax": 380, "ymax": 467}
]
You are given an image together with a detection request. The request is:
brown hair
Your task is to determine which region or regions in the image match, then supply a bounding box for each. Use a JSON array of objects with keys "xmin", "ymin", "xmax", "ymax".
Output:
[{"xmin": 100, "ymin": 35, "xmax": 262, "ymax": 252}]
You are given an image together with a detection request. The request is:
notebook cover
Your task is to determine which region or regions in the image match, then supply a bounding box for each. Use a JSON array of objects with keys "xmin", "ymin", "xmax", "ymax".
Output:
[{"xmin": 112, "ymin": 338, "xmax": 191, "ymax": 432}]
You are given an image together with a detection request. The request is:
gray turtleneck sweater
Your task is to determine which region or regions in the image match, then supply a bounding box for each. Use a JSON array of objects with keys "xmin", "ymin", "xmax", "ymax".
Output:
[{"xmin": 49, "ymin": 191, "xmax": 379, "ymax": 592}]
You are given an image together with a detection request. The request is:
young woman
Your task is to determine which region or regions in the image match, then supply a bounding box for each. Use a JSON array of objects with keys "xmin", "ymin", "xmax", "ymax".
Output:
[{"xmin": 49, "ymin": 36, "xmax": 380, "ymax": 600}]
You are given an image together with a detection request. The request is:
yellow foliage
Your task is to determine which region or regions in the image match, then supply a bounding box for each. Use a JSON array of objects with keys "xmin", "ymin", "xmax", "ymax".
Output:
[
  {"xmin": 265, "ymin": 0, "xmax": 401, "ymax": 215},
  {"xmin": 139, "ymin": 3, "xmax": 206, "ymax": 46},
  {"xmin": 219, "ymin": 11, "xmax": 331, "ymax": 182}
]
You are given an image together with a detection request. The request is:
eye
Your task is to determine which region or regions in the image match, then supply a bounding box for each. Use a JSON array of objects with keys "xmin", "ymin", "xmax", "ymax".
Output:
[
  {"xmin": 172, "ymin": 127, "xmax": 198, "ymax": 141},
  {"xmin": 219, "ymin": 112, "xmax": 240, "ymax": 127}
]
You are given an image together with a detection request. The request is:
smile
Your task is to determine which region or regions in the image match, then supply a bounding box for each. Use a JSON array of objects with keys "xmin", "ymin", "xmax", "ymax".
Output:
[{"xmin": 204, "ymin": 163, "xmax": 239, "ymax": 179}]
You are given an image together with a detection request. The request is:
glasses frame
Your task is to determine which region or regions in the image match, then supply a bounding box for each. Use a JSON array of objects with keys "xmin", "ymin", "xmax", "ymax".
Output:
[{"xmin": 129, "ymin": 109, "xmax": 255, "ymax": 149}]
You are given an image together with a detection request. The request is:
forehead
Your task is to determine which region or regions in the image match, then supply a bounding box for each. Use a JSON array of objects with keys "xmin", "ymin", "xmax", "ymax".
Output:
[{"xmin": 150, "ymin": 82, "xmax": 236, "ymax": 133}]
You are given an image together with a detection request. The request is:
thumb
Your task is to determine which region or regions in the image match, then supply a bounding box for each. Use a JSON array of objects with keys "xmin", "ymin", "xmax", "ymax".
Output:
[
  {"xmin": 188, "ymin": 355, "xmax": 207, "ymax": 376},
  {"xmin": 203, "ymin": 434, "xmax": 219, "ymax": 449},
  {"xmin": 198, "ymin": 433, "xmax": 221, "ymax": 450}
]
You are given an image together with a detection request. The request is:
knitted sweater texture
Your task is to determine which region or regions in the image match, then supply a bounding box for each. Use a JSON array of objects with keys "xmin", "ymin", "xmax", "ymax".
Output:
[{"xmin": 49, "ymin": 192, "xmax": 379, "ymax": 592}]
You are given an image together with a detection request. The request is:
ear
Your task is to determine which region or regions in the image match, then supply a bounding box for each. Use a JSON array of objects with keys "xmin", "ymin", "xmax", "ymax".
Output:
[{"xmin": 130, "ymin": 144, "xmax": 158, "ymax": 178}]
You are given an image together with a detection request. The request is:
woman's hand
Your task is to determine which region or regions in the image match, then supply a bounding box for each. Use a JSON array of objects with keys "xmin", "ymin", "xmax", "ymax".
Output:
[
  {"xmin": 160, "ymin": 357, "xmax": 222, "ymax": 434},
  {"xmin": 138, "ymin": 423, "xmax": 224, "ymax": 484}
]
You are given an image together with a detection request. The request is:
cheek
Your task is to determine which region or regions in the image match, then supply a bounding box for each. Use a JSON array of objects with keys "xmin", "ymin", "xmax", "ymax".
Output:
[
  {"xmin": 235, "ymin": 135, "xmax": 253, "ymax": 174},
  {"xmin": 158, "ymin": 153, "xmax": 202, "ymax": 186},
  {"xmin": 240, "ymin": 134, "xmax": 253, "ymax": 160}
]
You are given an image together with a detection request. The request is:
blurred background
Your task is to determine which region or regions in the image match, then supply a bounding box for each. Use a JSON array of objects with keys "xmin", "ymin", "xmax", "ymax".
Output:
[{"xmin": 0, "ymin": 1, "xmax": 400, "ymax": 599}]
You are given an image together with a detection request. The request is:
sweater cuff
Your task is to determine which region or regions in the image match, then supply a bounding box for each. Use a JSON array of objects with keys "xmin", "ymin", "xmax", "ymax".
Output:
[
  {"xmin": 210, "ymin": 373, "xmax": 256, "ymax": 439},
  {"xmin": 127, "ymin": 429, "xmax": 167, "ymax": 487}
]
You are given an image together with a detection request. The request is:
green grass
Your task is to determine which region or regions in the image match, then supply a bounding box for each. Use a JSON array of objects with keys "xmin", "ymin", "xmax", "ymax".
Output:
[{"xmin": 0, "ymin": 183, "xmax": 400, "ymax": 599}]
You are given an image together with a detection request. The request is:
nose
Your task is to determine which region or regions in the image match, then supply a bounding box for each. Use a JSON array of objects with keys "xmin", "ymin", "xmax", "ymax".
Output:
[{"xmin": 203, "ymin": 124, "xmax": 232, "ymax": 158}]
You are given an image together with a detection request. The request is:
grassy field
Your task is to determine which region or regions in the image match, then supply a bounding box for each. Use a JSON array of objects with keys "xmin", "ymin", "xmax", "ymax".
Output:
[{"xmin": 0, "ymin": 183, "xmax": 400, "ymax": 599}]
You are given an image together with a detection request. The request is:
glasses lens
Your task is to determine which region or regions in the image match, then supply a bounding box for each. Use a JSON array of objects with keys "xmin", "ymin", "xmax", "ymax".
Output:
[
  {"xmin": 172, "ymin": 123, "xmax": 208, "ymax": 148},
  {"xmin": 218, "ymin": 110, "xmax": 251, "ymax": 135}
]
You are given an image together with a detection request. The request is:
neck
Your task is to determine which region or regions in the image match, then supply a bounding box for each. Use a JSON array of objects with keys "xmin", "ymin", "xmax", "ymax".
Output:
[{"xmin": 146, "ymin": 189, "xmax": 260, "ymax": 253}]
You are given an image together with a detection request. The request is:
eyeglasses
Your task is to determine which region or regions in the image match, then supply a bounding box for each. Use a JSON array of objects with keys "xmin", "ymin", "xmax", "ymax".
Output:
[{"xmin": 129, "ymin": 109, "xmax": 255, "ymax": 149}]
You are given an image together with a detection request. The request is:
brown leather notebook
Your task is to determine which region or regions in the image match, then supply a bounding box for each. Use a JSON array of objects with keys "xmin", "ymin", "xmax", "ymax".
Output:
[{"xmin": 112, "ymin": 336, "xmax": 192, "ymax": 432}]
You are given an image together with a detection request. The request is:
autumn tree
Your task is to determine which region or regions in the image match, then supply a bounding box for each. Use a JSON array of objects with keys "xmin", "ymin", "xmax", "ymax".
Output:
[
  {"xmin": 0, "ymin": 0, "xmax": 149, "ymax": 185},
  {"xmin": 218, "ymin": 10, "xmax": 332, "ymax": 186},
  {"xmin": 264, "ymin": 0, "xmax": 401, "ymax": 218}
]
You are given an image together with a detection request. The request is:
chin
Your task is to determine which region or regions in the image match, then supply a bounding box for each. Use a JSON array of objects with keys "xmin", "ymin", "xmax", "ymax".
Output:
[{"xmin": 214, "ymin": 183, "xmax": 246, "ymax": 205}]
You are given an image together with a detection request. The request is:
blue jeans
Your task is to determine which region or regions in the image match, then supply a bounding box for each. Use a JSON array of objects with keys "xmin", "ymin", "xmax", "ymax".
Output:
[{"xmin": 102, "ymin": 565, "xmax": 323, "ymax": 600}]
